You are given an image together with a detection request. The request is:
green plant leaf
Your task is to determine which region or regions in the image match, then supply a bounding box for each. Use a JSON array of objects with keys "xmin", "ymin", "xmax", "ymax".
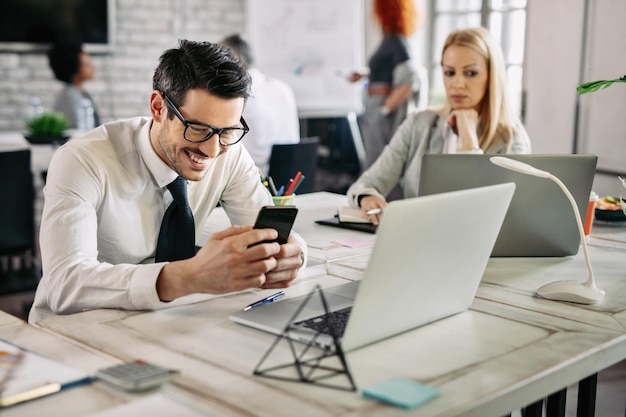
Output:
[{"xmin": 577, "ymin": 75, "xmax": 626, "ymax": 95}]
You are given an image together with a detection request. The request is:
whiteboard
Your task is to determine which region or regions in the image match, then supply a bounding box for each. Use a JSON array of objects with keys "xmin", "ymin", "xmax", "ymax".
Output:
[{"xmin": 246, "ymin": 0, "xmax": 365, "ymax": 117}]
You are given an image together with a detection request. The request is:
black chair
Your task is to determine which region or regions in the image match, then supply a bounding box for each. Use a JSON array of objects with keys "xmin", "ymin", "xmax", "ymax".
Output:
[
  {"xmin": 0, "ymin": 148, "xmax": 41, "ymax": 319},
  {"xmin": 268, "ymin": 137, "xmax": 320, "ymax": 194}
]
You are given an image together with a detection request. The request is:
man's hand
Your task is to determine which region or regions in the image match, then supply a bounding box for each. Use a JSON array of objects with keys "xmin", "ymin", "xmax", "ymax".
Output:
[
  {"xmin": 261, "ymin": 233, "xmax": 304, "ymax": 290},
  {"xmin": 156, "ymin": 225, "xmax": 285, "ymax": 301}
]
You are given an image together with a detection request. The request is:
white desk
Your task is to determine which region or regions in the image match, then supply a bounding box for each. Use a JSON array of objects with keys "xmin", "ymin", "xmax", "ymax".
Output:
[{"xmin": 2, "ymin": 192, "xmax": 625, "ymax": 417}]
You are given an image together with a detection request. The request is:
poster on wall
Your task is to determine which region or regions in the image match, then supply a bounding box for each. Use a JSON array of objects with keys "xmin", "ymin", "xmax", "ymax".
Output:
[{"xmin": 247, "ymin": 0, "xmax": 365, "ymax": 118}]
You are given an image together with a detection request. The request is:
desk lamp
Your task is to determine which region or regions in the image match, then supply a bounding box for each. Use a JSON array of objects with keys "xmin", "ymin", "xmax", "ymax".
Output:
[{"xmin": 490, "ymin": 156, "xmax": 605, "ymax": 304}]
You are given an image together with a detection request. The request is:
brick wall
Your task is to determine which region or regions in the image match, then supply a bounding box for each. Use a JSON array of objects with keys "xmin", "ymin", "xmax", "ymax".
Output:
[{"xmin": 0, "ymin": 0, "xmax": 246, "ymax": 131}]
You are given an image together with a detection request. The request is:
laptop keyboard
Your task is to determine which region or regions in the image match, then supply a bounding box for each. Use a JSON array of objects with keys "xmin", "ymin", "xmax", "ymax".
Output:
[{"xmin": 293, "ymin": 307, "xmax": 352, "ymax": 337}]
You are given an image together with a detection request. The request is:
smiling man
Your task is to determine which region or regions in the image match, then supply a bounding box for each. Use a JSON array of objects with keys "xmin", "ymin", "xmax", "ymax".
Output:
[{"xmin": 30, "ymin": 40, "xmax": 307, "ymax": 323}]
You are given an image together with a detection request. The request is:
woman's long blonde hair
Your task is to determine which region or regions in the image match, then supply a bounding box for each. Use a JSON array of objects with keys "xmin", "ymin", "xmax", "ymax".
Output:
[{"xmin": 440, "ymin": 27, "xmax": 516, "ymax": 151}]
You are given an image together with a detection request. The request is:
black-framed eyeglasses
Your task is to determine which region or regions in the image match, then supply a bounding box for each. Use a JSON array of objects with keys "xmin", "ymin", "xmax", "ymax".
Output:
[{"xmin": 161, "ymin": 92, "xmax": 249, "ymax": 146}]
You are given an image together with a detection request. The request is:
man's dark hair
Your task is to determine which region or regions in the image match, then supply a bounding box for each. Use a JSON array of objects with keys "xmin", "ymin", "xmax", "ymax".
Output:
[
  {"xmin": 220, "ymin": 34, "xmax": 254, "ymax": 67},
  {"xmin": 48, "ymin": 41, "xmax": 83, "ymax": 83},
  {"xmin": 153, "ymin": 39, "xmax": 252, "ymax": 114}
]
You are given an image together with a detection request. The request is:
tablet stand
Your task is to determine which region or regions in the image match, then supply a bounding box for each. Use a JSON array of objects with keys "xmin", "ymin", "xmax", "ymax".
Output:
[{"xmin": 253, "ymin": 285, "xmax": 357, "ymax": 392}]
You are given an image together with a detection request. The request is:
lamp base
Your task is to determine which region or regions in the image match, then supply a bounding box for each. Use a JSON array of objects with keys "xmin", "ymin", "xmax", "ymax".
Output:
[{"xmin": 536, "ymin": 280, "xmax": 605, "ymax": 304}]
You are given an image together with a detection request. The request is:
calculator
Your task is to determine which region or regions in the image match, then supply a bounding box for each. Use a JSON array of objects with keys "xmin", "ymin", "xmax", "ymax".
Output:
[{"xmin": 95, "ymin": 360, "xmax": 180, "ymax": 392}]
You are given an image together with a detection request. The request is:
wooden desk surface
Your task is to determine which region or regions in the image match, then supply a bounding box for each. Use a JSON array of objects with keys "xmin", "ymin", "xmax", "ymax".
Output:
[{"xmin": 4, "ymin": 192, "xmax": 626, "ymax": 417}]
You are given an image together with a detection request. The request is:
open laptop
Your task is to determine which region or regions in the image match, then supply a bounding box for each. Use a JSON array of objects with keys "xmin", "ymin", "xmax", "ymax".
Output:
[
  {"xmin": 230, "ymin": 182, "xmax": 515, "ymax": 352},
  {"xmin": 419, "ymin": 154, "xmax": 597, "ymax": 257}
]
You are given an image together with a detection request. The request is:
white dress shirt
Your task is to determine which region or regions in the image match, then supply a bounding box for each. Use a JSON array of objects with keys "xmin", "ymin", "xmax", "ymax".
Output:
[
  {"xmin": 242, "ymin": 68, "xmax": 300, "ymax": 175},
  {"xmin": 30, "ymin": 117, "xmax": 305, "ymax": 322}
]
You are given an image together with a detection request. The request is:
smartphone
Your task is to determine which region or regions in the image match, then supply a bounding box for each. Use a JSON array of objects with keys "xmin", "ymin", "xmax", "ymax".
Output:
[{"xmin": 252, "ymin": 206, "xmax": 299, "ymax": 245}]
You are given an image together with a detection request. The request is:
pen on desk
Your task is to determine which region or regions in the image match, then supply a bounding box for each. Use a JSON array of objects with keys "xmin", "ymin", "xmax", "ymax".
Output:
[
  {"xmin": 366, "ymin": 208, "xmax": 382, "ymax": 215},
  {"xmin": 243, "ymin": 291, "xmax": 285, "ymax": 311}
]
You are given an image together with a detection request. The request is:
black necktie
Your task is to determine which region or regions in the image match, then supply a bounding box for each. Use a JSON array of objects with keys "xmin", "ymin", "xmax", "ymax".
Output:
[{"xmin": 155, "ymin": 177, "xmax": 195, "ymax": 262}]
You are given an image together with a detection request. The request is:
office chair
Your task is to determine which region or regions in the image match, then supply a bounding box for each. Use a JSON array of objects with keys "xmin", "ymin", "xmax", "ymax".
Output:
[
  {"xmin": 268, "ymin": 137, "xmax": 320, "ymax": 194},
  {"xmin": 0, "ymin": 148, "xmax": 41, "ymax": 318}
]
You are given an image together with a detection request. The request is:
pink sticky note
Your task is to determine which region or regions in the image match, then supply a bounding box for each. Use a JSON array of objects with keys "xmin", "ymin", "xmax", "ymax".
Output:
[{"xmin": 332, "ymin": 237, "xmax": 372, "ymax": 248}]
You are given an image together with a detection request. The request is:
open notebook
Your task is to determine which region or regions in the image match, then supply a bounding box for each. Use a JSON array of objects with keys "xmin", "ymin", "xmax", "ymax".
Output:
[{"xmin": 231, "ymin": 183, "xmax": 515, "ymax": 352}]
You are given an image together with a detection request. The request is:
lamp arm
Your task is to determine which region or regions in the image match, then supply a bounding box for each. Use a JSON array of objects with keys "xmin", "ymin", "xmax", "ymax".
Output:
[{"xmin": 548, "ymin": 174, "xmax": 595, "ymax": 285}]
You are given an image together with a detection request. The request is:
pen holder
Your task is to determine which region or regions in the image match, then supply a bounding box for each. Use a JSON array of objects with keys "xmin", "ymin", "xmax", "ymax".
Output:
[{"xmin": 273, "ymin": 194, "xmax": 295, "ymax": 206}]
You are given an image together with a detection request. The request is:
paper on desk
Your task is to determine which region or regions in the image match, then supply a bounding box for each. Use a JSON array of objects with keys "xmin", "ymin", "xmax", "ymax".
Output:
[
  {"xmin": 0, "ymin": 339, "xmax": 90, "ymax": 406},
  {"xmin": 332, "ymin": 237, "xmax": 373, "ymax": 248},
  {"xmin": 338, "ymin": 206, "xmax": 372, "ymax": 223},
  {"xmin": 81, "ymin": 393, "xmax": 210, "ymax": 416}
]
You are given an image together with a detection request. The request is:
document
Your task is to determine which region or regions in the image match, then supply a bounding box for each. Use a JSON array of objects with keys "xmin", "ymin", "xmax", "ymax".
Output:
[
  {"xmin": 0, "ymin": 339, "xmax": 92, "ymax": 407},
  {"xmin": 81, "ymin": 393, "xmax": 210, "ymax": 417}
]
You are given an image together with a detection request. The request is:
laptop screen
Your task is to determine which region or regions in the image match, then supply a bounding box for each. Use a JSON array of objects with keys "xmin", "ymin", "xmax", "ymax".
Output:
[{"xmin": 418, "ymin": 154, "xmax": 597, "ymax": 257}]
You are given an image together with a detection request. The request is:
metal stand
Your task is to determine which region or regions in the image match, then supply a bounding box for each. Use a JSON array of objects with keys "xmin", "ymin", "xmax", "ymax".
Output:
[{"xmin": 253, "ymin": 285, "xmax": 357, "ymax": 392}]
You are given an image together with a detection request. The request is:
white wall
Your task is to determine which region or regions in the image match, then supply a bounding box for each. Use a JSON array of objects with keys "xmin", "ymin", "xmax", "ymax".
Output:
[
  {"xmin": 524, "ymin": 0, "xmax": 626, "ymax": 196},
  {"xmin": 523, "ymin": 0, "xmax": 585, "ymax": 154}
]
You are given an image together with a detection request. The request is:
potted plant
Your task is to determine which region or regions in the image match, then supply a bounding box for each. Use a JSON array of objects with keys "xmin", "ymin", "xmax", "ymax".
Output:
[{"xmin": 25, "ymin": 112, "xmax": 69, "ymax": 145}]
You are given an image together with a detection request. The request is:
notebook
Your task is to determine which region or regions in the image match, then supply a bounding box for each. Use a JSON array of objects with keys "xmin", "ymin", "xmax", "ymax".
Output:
[
  {"xmin": 314, "ymin": 216, "xmax": 377, "ymax": 234},
  {"xmin": 418, "ymin": 154, "xmax": 597, "ymax": 257},
  {"xmin": 230, "ymin": 182, "xmax": 515, "ymax": 352}
]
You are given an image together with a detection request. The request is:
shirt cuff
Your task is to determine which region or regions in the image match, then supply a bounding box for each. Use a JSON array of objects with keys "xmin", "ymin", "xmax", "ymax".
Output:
[
  {"xmin": 128, "ymin": 262, "xmax": 167, "ymax": 310},
  {"xmin": 458, "ymin": 147, "xmax": 483, "ymax": 154}
]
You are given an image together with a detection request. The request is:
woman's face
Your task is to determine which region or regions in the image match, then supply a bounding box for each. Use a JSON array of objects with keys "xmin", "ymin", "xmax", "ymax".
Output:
[
  {"xmin": 77, "ymin": 52, "xmax": 95, "ymax": 82},
  {"xmin": 442, "ymin": 45, "xmax": 489, "ymax": 111}
]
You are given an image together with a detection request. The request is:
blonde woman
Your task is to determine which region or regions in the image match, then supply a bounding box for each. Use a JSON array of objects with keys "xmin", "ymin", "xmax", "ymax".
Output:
[{"xmin": 347, "ymin": 27, "xmax": 531, "ymax": 224}]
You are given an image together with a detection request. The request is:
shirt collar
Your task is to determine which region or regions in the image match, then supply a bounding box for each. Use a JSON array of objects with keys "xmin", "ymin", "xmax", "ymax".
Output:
[{"xmin": 137, "ymin": 118, "xmax": 179, "ymax": 188}]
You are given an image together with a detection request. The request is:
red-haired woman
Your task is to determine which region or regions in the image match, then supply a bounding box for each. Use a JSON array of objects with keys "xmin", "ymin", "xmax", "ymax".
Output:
[{"xmin": 349, "ymin": 0, "xmax": 425, "ymax": 175}]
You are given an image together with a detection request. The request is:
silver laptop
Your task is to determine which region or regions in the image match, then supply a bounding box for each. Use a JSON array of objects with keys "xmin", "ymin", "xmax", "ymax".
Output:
[
  {"xmin": 419, "ymin": 154, "xmax": 597, "ymax": 257},
  {"xmin": 230, "ymin": 183, "xmax": 515, "ymax": 352}
]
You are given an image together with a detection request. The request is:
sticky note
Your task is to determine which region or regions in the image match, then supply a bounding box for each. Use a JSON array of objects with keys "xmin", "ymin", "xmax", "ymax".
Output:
[
  {"xmin": 361, "ymin": 378, "xmax": 440, "ymax": 409},
  {"xmin": 331, "ymin": 237, "xmax": 372, "ymax": 248}
]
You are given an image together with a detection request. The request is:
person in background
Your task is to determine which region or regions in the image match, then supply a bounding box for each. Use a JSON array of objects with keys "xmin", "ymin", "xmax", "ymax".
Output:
[
  {"xmin": 220, "ymin": 34, "xmax": 300, "ymax": 176},
  {"xmin": 30, "ymin": 40, "xmax": 307, "ymax": 323},
  {"xmin": 348, "ymin": 0, "xmax": 425, "ymax": 173},
  {"xmin": 347, "ymin": 27, "xmax": 531, "ymax": 225},
  {"xmin": 47, "ymin": 40, "xmax": 100, "ymax": 129}
]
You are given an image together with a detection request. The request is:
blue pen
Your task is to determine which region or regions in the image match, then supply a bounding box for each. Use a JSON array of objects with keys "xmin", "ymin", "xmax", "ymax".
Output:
[
  {"xmin": 243, "ymin": 291, "xmax": 285, "ymax": 311},
  {"xmin": 276, "ymin": 185, "xmax": 285, "ymax": 196}
]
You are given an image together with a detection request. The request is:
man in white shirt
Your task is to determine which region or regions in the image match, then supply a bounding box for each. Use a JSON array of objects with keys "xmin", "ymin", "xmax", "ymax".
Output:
[
  {"xmin": 30, "ymin": 40, "xmax": 307, "ymax": 323},
  {"xmin": 220, "ymin": 34, "xmax": 300, "ymax": 176}
]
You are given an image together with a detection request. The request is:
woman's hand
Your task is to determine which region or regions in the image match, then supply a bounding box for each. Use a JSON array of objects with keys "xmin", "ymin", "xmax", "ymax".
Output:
[
  {"xmin": 447, "ymin": 109, "xmax": 480, "ymax": 151},
  {"xmin": 347, "ymin": 69, "xmax": 369, "ymax": 83},
  {"xmin": 359, "ymin": 195, "xmax": 388, "ymax": 226}
]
